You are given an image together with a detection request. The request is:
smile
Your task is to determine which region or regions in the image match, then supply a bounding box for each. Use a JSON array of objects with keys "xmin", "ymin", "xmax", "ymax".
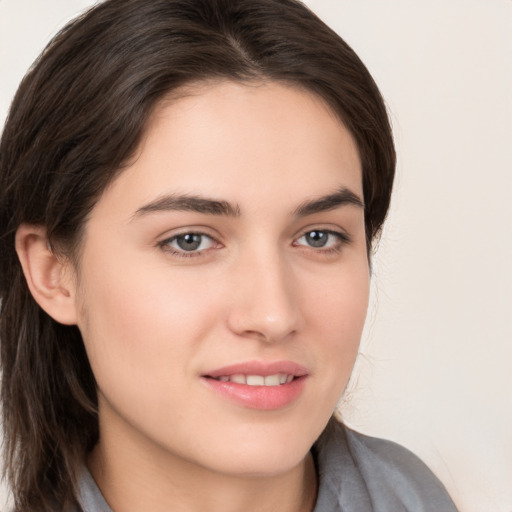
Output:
[
  {"xmin": 202, "ymin": 361, "xmax": 308, "ymax": 410},
  {"xmin": 213, "ymin": 374, "xmax": 295, "ymax": 386}
]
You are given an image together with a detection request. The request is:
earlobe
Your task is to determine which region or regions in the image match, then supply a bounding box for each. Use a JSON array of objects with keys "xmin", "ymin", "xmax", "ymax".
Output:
[{"xmin": 15, "ymin": 224, "xmax": 78, "ymax": 325}]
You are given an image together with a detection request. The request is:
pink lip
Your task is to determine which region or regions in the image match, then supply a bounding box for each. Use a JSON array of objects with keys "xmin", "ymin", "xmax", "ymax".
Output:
[
  {"xmin": 204, "ymin": 360, "xmax": 309, "ymax": 379},
  {"xmin": 201, "ymin": 360, "xmax": 309, "ymax": 411}
]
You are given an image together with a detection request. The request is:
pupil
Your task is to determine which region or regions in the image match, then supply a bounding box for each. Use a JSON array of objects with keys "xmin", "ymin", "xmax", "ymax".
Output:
[
  {"xmin": 306, "ymin": 231, "xmax": 327, "ymax": 247},
  {"xmin": 177, "ymin": 234, "xmax": 201, "ymax": 251}
]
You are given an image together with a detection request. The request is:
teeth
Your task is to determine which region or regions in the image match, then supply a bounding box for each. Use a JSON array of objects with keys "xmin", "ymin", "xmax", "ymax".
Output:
[
  {"xmin": 231, "ymin": 374, "xmax": 246, "ymax": 384},
  {"xmin": 264, "ymin": 374, "xmax": 280, "ymax": 386},
  {"xmin": 247, "ymin": 375, "xmax": 265, "ymax": 386},
  {"xmin": 215, "ymin": 373, "xmax": 295, "ymax": 386}
]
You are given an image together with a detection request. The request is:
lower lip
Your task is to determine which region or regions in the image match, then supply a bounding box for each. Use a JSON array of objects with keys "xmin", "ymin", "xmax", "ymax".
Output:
[{"xmin": 201, "ymin": 376, "xmax": 307, "ymax": 410}]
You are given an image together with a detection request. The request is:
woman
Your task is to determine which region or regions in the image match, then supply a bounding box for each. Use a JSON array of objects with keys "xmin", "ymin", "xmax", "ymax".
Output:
[{"xmin": 0, "ymin": 0, "xmax": 458, "ymax": 510}]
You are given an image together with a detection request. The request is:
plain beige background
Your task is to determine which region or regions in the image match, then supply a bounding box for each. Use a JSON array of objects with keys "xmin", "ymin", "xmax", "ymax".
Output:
[{"xmin": 1, "ymin": 1, "xmax": 511, "ymax": 511}]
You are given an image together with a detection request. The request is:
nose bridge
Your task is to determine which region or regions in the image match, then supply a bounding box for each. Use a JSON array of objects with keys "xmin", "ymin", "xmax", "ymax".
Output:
[{"xmin": 227, "ymin": 241, "xmax": 301, "ymax": 342}]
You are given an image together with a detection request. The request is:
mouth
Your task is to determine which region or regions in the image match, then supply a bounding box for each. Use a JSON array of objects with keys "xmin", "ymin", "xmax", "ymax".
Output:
[
  {"xmin": 207, "ymin": 373, "xmax": 296, "ymax": 386},
  {"xmin": 201, "ymin": 361, "xmax": 308, "ymax": 410}
]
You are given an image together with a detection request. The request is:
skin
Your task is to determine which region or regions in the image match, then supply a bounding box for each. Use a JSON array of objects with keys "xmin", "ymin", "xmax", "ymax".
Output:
[{"xmin": 30, "ymin": 81, "xmax": 369, "ymax": 511}]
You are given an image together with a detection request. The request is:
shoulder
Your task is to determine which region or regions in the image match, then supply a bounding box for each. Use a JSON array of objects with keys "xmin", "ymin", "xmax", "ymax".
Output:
[
  {"xmin": 314, "ymin": 419, "xmax": 458, "ymax": 512},
  {"xmin": 344, "ymin": 425, "xmax": 446, "ymax": 484}
]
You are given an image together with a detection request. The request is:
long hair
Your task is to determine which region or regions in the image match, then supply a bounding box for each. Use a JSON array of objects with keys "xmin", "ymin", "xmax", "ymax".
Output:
[{"xmin": 0, "ymin": 0, "xmax": 395, "ymax": 509}]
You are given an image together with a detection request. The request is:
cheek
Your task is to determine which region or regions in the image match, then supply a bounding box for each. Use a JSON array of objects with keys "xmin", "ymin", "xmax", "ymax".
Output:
[
  {"xmin": 74, "ymin": 264, "xmax": 227, "ymax": 445},
  {"xmin": 304, "ymin": 260, "xmax": 370, "ymax": 383},
  {"xmin": 74, "ymin": 256, "xmax": 219, "ymax": 397},
  {"xmin": 308, "ymin": 259, "xmax": 369, "ymax": 335}
]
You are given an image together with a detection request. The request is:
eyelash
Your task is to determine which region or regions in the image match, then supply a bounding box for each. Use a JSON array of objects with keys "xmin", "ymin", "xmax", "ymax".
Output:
[
  {"xmin": 158, "ymin": 231, "xmax": 219, "ymax": 259},
  {"xmin": 293, "ymin": 229, "xmax": 350, "ymax": 254},
  {"xmin": 158, "ymin": 229, "xmax": 351, "ymax": 259}
]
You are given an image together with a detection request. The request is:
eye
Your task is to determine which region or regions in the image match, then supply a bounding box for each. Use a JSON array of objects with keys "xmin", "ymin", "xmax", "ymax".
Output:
[
  {"xmin": 160, "ymin": 232, "xmax": 216, "ymax": 256},
  {"xmin": 294, "ymin": 229, "xmax": 348, "ymax": 251}
]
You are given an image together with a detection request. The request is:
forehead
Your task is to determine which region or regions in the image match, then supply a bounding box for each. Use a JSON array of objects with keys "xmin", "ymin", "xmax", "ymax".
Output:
[{"xmin": 92, "ymin": 80, "xmax": 362, "ymax": 220}]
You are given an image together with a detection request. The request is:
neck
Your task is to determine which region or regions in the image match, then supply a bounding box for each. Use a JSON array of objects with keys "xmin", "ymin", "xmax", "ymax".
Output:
[{"xmin": 88, "ymin": 408, "xmax": 318, "ymax": 512}]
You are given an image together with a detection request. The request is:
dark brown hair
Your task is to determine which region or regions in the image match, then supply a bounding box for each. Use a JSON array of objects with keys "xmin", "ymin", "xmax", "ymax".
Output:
[{"xmin": 0, "ymin": 0, "xmax": 395, "ymax": 509}]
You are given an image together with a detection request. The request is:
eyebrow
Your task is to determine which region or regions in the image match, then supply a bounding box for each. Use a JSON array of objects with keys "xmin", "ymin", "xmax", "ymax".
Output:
[
  {"xmin": 293, "ymin": 187, "xmax": 364, "ymax": 216},
  {"xmin": 133, "ymin": 194, "xmax": 241, "ymax": 218},
  {"xmin": 132, "ymin": 186, "xmax": 363, "ymax": 220}
]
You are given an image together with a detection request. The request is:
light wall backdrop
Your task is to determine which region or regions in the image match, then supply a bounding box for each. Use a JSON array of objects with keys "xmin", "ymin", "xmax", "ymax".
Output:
[{"xmin": 1, "ymin": 1, "xmax": 511, "ymax": 511}]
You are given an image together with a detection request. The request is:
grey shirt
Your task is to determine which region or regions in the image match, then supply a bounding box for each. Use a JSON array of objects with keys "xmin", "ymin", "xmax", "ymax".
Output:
[{"xmin": 75, "ymin": 420, "xmax": 458, "ymax": 512}]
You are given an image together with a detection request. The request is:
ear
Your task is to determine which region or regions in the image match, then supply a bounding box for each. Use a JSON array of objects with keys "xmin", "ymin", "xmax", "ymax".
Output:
[{"xmin": 15, "ymin": 224, "xmax": 78, "ymax": 325}]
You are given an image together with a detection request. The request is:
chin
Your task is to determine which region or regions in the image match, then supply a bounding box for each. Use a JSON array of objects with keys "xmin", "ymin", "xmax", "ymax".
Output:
[
  {"xmin": 205, "ymin": 447, "xmax": 309, "ymax": 478},
  {"xmin": 188, "ymin": 419, "xmax": 324, "ymax": 477}
]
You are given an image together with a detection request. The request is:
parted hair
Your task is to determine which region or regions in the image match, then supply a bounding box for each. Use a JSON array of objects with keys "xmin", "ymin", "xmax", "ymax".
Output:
[{"xmin": 0, "ymin": 0, "xmax": 395, "ymax": 509}]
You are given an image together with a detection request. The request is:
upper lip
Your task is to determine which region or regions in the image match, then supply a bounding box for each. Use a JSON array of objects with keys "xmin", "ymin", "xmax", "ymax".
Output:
[{"xmin": 203, "ymin": 360, "xmax": 309, "ymax": 378}]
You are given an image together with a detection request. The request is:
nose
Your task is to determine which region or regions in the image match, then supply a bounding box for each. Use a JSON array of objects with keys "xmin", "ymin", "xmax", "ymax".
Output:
[{"xmin": 226, "ymin": 249, "xmax": 302, "ymax": 344}]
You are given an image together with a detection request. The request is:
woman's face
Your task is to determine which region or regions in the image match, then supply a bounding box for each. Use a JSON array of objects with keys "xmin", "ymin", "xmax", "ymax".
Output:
[{"xmin": 74, "ymin": 81, "xmax": 369, "ymax": 476}]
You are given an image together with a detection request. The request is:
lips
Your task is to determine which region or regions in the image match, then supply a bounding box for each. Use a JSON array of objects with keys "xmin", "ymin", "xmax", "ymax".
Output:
[
  {"xmin": 204, "ymin": 360, "xmax": 308, "ymax": 379},
  {"xmin": 201, "ymin": 361, "xmax": 308, "ymax": 410},
  {"xmin": 215, "ymin": 374, "xmax": 294, "ymax": 385}
]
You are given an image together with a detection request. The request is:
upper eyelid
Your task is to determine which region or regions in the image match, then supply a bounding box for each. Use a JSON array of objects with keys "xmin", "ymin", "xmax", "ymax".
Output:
[
  {"xmin": 158, "ymin": 227, "xmax": 221, "ymax": 243},
  {"xmin": 160, "ymin": 232, "xmax": 218, "ymax": 247},
  {"xmin": 158, "ymin": 232, "xmax": 219, "ymax": 259},
  {"xmin": 294, "ymin": 229, "xmax": 350, "ymax": 247},
  {"xmin": 156, "ymin": 226, "xmax": 351, "ymax": 249},
  {"xmin": 158, "ymin": 226, "xmax": 349, "ymax": 239},
  {"xmin": 294, "ymin": 225, "xmax": 351, "ymax": 241}
]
